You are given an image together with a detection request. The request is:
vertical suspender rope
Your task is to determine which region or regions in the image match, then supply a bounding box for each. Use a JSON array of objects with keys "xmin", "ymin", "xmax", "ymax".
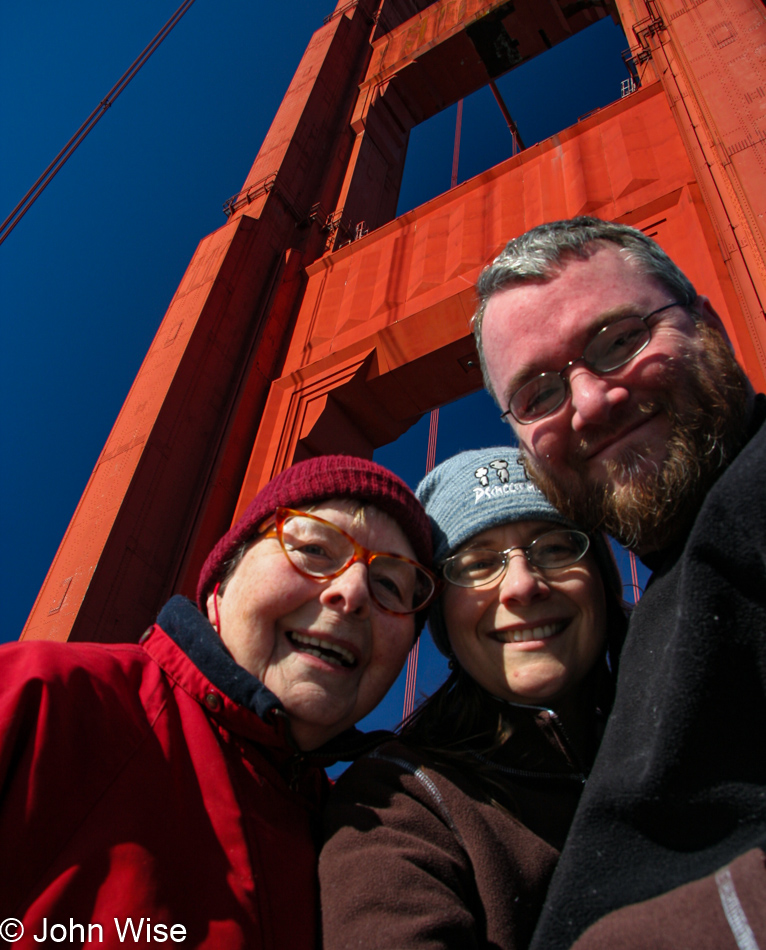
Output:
[
  {"xmin": 425, "ymin": 408, "xmax": 440, "ymax": 473},
  {"xmin": 402, "ymin": 408, "xmax": 440, "ymax": 720},
  {"xmin": 0, "ymin": 0, "xmax": 197, "ymax": 247},
  {"xmin": 451, "ymin": 101, "xmax": 463, "ymax": 188},
  {"xmin": 488, "ymin": 80, "xmax": 525, "ymax": 155},
  {"xmin": 401, "ymin": 632, "xmax": 421, "ymax": 721},
  {"xmin": 628, "ymin": 549, "xmax": 642, "ymax": 603}
]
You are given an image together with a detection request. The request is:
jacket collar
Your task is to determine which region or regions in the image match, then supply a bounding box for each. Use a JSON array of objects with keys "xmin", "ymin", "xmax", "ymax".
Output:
[{"xmin": 155, "ymin": 595, "xmax": 285, "ymax": 721}]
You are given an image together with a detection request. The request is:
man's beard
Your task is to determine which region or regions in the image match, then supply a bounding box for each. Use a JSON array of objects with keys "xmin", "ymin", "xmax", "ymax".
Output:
[{"xmin": 521, "ymin": 326, "xmax": 752, "ymax": 554}]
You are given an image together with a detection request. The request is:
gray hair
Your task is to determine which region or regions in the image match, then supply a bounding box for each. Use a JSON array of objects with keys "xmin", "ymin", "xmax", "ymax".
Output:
[{"xmin": 472, "ymin": 217, "xmax": 698, "ymax": 403}]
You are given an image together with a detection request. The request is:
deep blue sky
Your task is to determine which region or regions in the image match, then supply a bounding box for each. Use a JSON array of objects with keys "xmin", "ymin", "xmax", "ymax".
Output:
[{"xmin": 1, "ymin": 2, "xmax": 647, "ymax": 730}]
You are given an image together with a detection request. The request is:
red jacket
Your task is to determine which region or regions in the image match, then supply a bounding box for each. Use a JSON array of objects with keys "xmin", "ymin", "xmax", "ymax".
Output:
[{"xmin": 0, "ymin": 596, "xmax": 327, "ymax": 949}]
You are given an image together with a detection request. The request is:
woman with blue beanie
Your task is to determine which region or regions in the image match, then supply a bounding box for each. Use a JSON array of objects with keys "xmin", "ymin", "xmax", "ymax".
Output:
[{"xmin": 319, "ymin": 446, "xmax": 628, "ymax": 950}]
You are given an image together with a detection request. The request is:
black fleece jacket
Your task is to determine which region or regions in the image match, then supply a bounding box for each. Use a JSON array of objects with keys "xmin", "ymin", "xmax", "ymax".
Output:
[{"xmin": 531, "ymin": 395, "xmax": 766, "ymax": 950}]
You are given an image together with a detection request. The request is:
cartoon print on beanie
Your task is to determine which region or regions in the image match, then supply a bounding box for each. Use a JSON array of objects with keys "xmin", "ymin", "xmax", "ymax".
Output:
[
  {"xmin": 473, "ymin": 455, "xmax": 540, "ymax": 503},
  {"xmin": 475, "ymin": 466, "xmax": 490, "ymax": 487},
  {"xmin": 417, "ymin": 446, "xmax": 577, "ymax": 565},
  {"xmin": 489, "ymin": 459, "xmax": 510, "ymax": 483}
]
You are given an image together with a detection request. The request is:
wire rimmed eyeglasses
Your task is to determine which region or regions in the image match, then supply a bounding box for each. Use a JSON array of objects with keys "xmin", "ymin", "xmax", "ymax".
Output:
[
  {"xmin": 441, "ymin": 529, "xmax": 591, "ymax": 588},
  {"xmin": 502, "ymin": 302, "xmax": 682, "ymax": 425},
  {"xmin": 262, "ymin": 507, "xmax": 439, "ymax": 615}
]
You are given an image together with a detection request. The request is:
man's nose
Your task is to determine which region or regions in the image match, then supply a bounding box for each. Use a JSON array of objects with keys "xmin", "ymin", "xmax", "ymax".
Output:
[
  {"xmin": 568, "ymin": 365, "xmax": 629, "ymax": 431},
  {"xmin": 320, "ymin": 561, "xmax": 372, "ymax": 617},
  {"xmin": 497, "ymin": 552, "xmax": 550, "ymax": 606}
]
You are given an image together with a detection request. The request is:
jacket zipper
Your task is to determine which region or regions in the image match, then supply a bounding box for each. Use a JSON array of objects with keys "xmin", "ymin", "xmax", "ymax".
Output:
[{"xmin": 469, "ymin": 704, "xmax": 589, "ymax": 785}]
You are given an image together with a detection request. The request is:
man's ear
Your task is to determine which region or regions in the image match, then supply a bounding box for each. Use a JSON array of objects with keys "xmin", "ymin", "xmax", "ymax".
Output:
[{"xmin": 694, "ymin": 295, "xmax": 732, "ymax": 345}]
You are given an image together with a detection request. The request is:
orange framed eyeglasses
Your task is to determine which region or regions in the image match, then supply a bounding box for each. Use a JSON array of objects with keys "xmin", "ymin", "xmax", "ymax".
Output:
[{"xmin": 262, "ymin": 507, "xmax": 438, "ymax": 616}]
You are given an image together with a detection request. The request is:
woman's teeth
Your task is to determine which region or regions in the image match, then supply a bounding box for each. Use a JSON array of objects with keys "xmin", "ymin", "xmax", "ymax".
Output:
[
  {"xmin": 288, "ymin": 632, "xmax": 356, "ymax": 668},
  {"xmin": 496, "ymin": 621, "xmax": 567, "ymax": 644}
]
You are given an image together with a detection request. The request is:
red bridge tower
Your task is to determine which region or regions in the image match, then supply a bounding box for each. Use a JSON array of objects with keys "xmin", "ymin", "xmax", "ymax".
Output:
[{"xmin": 23, "ymin": 0, "xmax": 766, "ymax": 643}]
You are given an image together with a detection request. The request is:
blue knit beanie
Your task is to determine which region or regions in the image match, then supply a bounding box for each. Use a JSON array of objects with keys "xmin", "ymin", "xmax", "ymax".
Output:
[
  {"xmin": 416, "ymin": 446, "xmax": 620, "ymax": 655},
  {"xmin": 417, "ymin": 446, "xmax": 575, "ymax": 564}
]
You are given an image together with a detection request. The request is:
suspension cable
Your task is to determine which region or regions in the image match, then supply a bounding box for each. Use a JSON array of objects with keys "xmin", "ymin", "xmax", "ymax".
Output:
[{"xmin": 0, "ymin": 0, "xmax": 197, "ymax": 247}]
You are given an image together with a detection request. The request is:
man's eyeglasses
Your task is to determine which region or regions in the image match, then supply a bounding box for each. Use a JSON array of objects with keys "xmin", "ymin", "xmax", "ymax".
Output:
[
  {"xmin": 502, "ymin": 302, "xmax": 682, "ymax": 425},
  {"xmin": 263, "ymin": 507, "xmax": 438, "ymax": 615},
  {"xmin": 441, "ymin": 529, "xmax": 590, "ymax": 588}
]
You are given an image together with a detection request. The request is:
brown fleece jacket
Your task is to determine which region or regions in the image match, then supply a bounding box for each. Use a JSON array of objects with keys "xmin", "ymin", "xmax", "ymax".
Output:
[{"xmin": 320, "ymin": 708, "xmax": 594, "ymax": 950}]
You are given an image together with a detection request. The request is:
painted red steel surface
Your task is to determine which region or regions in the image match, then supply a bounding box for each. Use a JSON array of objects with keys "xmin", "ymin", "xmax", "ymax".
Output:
[
  {"xmin": 615, "ymin": 0, "xmax": 766, "ymax": 374},
  {"xmin": 22, "ymin": 0, "xmax": 766, "ymax": 643},
  {"xmin": 333, "ymin": 0, "xmax": 613, "ymax": 244}
]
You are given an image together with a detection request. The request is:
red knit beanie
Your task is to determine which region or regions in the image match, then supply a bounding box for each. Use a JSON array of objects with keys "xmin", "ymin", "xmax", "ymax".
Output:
[{"xmin": 197, "ymin": 455, "xmax": 433, "ymax": 609}]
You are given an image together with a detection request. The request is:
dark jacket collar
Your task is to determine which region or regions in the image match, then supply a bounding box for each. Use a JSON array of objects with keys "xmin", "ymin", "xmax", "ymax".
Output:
[{"xmin": 157, "ymin": 595, "xmax": 284, "ymax": 721}]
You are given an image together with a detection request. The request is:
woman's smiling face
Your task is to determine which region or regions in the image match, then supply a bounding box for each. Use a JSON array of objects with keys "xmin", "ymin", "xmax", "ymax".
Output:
[
  {"xmin": 443, "ymin": 519, "xmax": 607, "ymax": 708},
  {"xmin": 208, "ymin": 500, "xmax": 417, "ymax": 751}
]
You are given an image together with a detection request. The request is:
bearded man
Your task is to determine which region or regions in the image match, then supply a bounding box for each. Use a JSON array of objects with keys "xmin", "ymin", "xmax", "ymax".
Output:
[{"xmin": 474, "ymin": 217, "xmax": 766, "ymax": 950}]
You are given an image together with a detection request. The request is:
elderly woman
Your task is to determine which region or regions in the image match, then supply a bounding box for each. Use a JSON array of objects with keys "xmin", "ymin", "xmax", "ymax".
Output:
[
  {"xmin": 319, "ymin": 446, "xmax": 628, "ymax": 950},
  {"xmin": 0, "ymin": 455, "xmax": 436, "ymax": 949}
]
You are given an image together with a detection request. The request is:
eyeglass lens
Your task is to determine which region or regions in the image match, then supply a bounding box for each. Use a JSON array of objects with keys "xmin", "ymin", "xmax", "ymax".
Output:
[
  {"xmin": 511, "ymin": 315, "xmax": 652, "ymax": 423},
  {"xmin": 279, "ymin": 513, "xmax": 433, "ymax": 614},
  {"xmin": 443, "ymin": 530, "xmax": 589, "ymax": 588}
]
